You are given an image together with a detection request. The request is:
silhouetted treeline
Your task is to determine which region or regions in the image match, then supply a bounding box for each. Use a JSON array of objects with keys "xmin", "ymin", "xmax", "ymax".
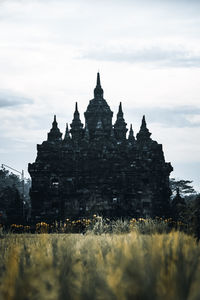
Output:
[{"xmin": 0, "ymin": 167, "xmax": 31, "ymax": 224}]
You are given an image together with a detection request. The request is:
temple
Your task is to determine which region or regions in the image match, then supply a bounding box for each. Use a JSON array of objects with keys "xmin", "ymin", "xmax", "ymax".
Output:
[{"xmin": 28, "ymin": 73, "xmax": 173, "ymax": 222}]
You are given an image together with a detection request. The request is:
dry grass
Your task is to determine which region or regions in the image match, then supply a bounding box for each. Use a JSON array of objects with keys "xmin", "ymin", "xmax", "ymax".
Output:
[{"xmin": 0, "ymin": 230, "xmax": 200, "ymax": 300}]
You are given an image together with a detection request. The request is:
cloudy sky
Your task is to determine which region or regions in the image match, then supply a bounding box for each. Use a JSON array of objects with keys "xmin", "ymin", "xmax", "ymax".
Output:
[{"xmin": 0, "ymin": 0, "xmax": 200, "ymax": 190}]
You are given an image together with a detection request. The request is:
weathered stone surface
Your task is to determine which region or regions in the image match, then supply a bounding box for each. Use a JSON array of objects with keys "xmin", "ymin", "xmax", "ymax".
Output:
[{"xmin": 28, "ymin": 73, "xmax": 173, "ymax": 222}]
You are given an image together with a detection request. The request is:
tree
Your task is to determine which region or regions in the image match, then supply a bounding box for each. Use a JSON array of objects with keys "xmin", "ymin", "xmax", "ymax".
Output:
[
  {"xmin": 190, "ymin": 194, "xmax": 200, "ymax": 239},
  {"xmin": 170, "ymin": 178, "xmax": 196, "ymax": 196},
  {"xmin": 0, "ymin": 167, "xmax": 31, "ymax": 223},
  {"xmin": 169, "ymin": 178, "xmax": 197, "ymax": 226}
]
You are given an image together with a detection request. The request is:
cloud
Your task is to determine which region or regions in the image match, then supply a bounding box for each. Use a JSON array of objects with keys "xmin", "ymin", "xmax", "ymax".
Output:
[
  {"xmin": 81, "ymin": 46, "xmax": 200, "ymax": 68},
  {"xmin": 126, "ymin": 106, "xmax": 200, "ymax": 129},
  {"xmin": 0, "ymin": 90, "xmax": 33, "ymax": 108}
]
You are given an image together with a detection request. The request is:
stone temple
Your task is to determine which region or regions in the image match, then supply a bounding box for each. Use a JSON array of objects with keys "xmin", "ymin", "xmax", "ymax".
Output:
[{"xmin": 28, "ymin": 73, "xmax": 173, "ymax": 222}]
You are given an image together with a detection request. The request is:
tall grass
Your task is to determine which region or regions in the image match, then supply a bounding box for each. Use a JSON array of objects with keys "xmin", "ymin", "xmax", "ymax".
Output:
[
  {"xmin": 0, "ymin": 231, "xmax": 200, "ymax": 300},
  {"xmin": 6, "ymin": 217, "xmax": 187, "ymax": 235}
]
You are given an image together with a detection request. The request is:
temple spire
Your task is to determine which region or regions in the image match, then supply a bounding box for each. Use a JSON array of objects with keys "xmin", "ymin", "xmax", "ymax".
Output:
[
  {"xmin": 72, "ymin": 102, "xmax": 82, "ymax": 124},
  {"xmin": 52, "ymin": 115, "xmax": 57, "ymax": 128},
  {"xmin": 72, "ymin": 102, "xmax": 81, "ymax": 120},
  {"xmin": 141, "ymin": 115, "xmax": 147, "ymax": 128},
  {"xmin": 136, "ymin": 115, "xmax": 151, "ymax": 142},
  {"xmin": 118, "ymin": 102, "xmax": 123, "ymax": 115},
  {"xmin": 64, "ymin": 123, "xmax": 71, "ymax": 141},
  {"xmin": 94, "ymin": 72, "xmax": 104, "ymax": 98},
  {"xmin": 70, "ymin": 102, "xmax": 83, "ymax": 140},
  {"xmin": 114, "ymin": 102, "xmax": 127, "ymax": 140},
  {"xmin": 75, "ymin": 102, "xmax": 78, "ymax": 113},
  {"xmin": 97, "ymin": 72, "xmax": 101, "ymax": 86},
  {"xmin": 128, "ymin": 124, "xmax": 135, "ymax": 143},
  {"xmin": 47, "ymin": 115, "xmax": 62, "ymax": 142}
]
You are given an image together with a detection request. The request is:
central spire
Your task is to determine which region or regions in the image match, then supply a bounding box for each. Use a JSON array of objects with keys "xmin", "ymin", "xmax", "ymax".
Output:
[
  {"xmin": 84, "ymin": 73, "xmax": 113, "ymax": 139},
  {"xmin": 97, "ymin": 72, "xmax": 101, "ymax": 85},
  {"xmin": 94, "ymin": 72, "xmax": 104, "ymax": 98}
]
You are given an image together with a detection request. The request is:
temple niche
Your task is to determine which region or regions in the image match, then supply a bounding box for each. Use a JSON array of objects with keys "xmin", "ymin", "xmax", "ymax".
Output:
[{"xmin": 28, "ymin": 73, "xmax": 173, "ymax": 222}]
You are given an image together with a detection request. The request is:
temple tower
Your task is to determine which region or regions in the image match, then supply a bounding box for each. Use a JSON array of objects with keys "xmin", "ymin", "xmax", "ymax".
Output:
[
  {"xmin": 47, "ymin": 115, "xmax": 62, "ymax": 142},
  {"xmin": 128, "ymin": 124, "xmax": 135, "ymax": 144},
  {"xmin": 70, "ymin": 102, "xmax": 84, "ymax": 140},
  {"xmin": 114, "ymin": 102, "xmax": 128, "ymax": 141},
  {"xmin": 136, "ymin": 115, "xmax": 151, "ymax": 144},
  {"xmin": 84, "ymin": 73, "xmax": 113, "ymax": 139}
]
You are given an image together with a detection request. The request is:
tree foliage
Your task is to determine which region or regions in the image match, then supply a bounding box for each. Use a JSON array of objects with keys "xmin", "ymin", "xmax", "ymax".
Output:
[
  {"xmin": 170, "ymin": 178, "xmax": 196, "ymax": 195},
  {"xmin": 0, "ymin": 167, "xmax": 31, "ymax": 223}
]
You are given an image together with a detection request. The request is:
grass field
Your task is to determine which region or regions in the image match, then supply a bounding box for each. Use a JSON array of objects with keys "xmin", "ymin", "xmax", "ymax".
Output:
[{"xmin": 0, "ymin": 228, "xmax": 200, "ymax": 300}]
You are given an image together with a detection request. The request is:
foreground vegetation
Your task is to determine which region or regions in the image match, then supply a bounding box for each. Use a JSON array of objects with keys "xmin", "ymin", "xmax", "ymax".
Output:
[
  {"xmin": 0, "ymin": 222, "xmax": 200, "ymax": 300},
  {"xmin": 2, "ymin": 216, "xmax": 188, "ymax": 234}
]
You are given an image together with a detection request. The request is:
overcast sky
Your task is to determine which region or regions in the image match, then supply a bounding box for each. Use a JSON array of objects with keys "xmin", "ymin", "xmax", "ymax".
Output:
[{"xmin": 0, "ymin": 0, "xmax": 200, "ymax": 190}]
